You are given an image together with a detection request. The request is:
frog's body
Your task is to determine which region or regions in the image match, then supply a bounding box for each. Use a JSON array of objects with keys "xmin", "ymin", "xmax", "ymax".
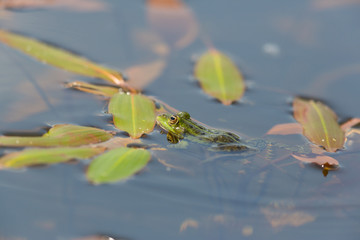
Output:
[{"xmin": 156, "ymin": 112, "xmax": 249, "ymax": 151}]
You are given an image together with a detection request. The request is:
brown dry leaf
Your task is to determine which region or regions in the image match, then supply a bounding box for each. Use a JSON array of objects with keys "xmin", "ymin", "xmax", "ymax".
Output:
[
  {"xmin": 291, "ymin": 154, "xmax": 339, "ymax": 167},
  {"xmin": 147, "ymin": 0, "xmax": 198, "ymax": 49},
  {"xmin": 266, "ymin": 123, "xmax": 303, "ymax": 135},
  {"xmin": 67, "ymin": 81, "xmax": 120, "ymax": 97},
  {"xmin": 179, "ymin": 218, "xmax": 199, "ymax": 232},
  {"xmin": 125, "ymin": 59, "xmax": 166, "ymax": 90},
  {"xmin": 261, "ymin": 203, "xmax": 315, "ymax": 228},
  {"xmin": 312, "ymin": 0, "xmax": 360, "ymax": 9},
  {"xmin": 0, "ymin": 0, "xmax": 107, "ymax": 11}
]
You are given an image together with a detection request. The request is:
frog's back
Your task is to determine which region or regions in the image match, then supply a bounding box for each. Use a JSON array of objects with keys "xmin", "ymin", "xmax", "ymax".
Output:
[{"xmin": 186, "ymin": 127, "xmax": 241, "ymax": 144}]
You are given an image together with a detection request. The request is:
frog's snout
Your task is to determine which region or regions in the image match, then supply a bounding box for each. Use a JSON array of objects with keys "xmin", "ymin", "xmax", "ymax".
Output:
[{"xmin": 156, "ymin": 114, "xmax": 166, "ymax": 124}]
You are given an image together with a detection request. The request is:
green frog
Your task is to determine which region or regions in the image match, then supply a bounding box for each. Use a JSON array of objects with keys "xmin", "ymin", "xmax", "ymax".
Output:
[{"xmin": 156, "ymin": 111, "xmax": 251, "ymax": 151}]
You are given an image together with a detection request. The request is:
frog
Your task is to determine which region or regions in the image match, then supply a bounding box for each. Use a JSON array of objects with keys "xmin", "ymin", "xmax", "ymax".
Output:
[
  {"xmin": 156, "ymin": 111, "xmax": 340, "ymax": 176},
  {"xmin": 156, "ymin": 111, "xmax": 251, "ymax": 152}
]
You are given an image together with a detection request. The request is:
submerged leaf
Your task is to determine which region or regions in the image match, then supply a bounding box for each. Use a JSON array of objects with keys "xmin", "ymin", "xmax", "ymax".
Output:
[
  {"xmin": 125, "ymin": 59, "xmax": 166, "ymax": 90},
  {"xmin": 266, "ymin": 123, "xmax": 303, "ymax": 135},
  {"xmin": 293, "ymin": 98, "xmax": 345, "ymax": 152},
  {"xmin": 194, "ymin": 49, "xmax": 245, "ymax": 105},
  {"xmin": 132, "ymin": 29, "xmax": 170, "ymax": 57},
  {"xmin": 96, "ymin": 137, "xmax": 142, "ymax": 150},
  {"xmin": 261, "ymin": 203, "xmax": 315, "ymax": 228},
  {"xmin": 0, "ymin": 124, "xmax": 113, "ymax": 147},
  {"xmin": 179, "ymin": 219, "xmax": 199, "ymax": 232},
  {"xmin": 0, "ymin": 0, "xmax": 107, "ymax": 11},
  {"xmin": 0, "ymin": 30, "xmax": 132, "ymax": 89},
  {"xmin": 147, "ymin": 0, "xmax": 198, "ymax": 49},
  {"xmin": 312, "ymin": 0, "xmax": 360, "ymax": 10},
  {"xmin": 0, "ymin": 147, "xmax": 105, "ymax": 168},
  {"xmin": 87, "ymin": 147, "xmax": 151, "ymax": 184},
  {"xmin": 108, "ymin": 93, "xmax": 156, "ymax": 138}
]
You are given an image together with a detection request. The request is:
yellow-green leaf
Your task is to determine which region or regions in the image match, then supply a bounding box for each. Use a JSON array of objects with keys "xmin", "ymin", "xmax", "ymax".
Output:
[
  {"xmin": 108, "ymin": 93, "xmax": 156, "ymax": 138},
  {"xmin": 0, "ymin": 29, "xmax": 125, "ymax": 86},
  {"xmin": 293, "ymin": 98, "xmax": 345, "ymax": 152},
  {"xmin": 87, "ymin": 147, "xmax": 151, "ymax": 184},
  {"xmin": 0, "ymin": 124, "xmax": 114, "ymax": 147},
  {"xmin": 194, "ymin": 49, "xmax": 245, "ymax": 105},
  {"xmin": 0, "ymin": 147, "xmax": 106, "ymax": 168},
  {"xmin": 67, "ymin": 81, "xmax": 120, "ymax": 97}
]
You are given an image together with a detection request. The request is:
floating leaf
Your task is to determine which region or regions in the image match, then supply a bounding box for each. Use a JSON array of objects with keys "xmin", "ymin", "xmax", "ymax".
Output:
[
  {"xmin": 0, "ymin": 30, "xmax": 134, "ymax": 90},
  {"xmin": 0, "ymin": 147, "xmax": 105, "ymax": 168},
  {"xmin": 147, "ymin": 0, "xmax": 198, "ymax": 49},
  {"xmin": 108, "ymin": 93, "xmax": 156, "ymax": 138},
  {"xmin": 194, "ymin": 49, "xmax": 245, "ymax": 105},
  {"xmin": 292, "ymin": 153, "xmax": 339, "ymax": 166},
  {"xmin": 87, "ymin": 147, "xmax": 151, "ymax": 184},
  {"xmin": 67, "ymin": 81, "xmax": 120, "ymax": 97},
  {"xmin": 0, "ymin": 124, "xmax": 113, "ymax": 147},
  {"xmin": 293, "ymin": 98, "xmax": 345, "ymax": 152}
]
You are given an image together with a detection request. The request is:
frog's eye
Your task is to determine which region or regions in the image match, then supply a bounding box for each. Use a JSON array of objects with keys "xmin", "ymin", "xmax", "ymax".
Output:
[{"xmin": 169, "ymin": 115, "xmax": 178, "ymax": 125}]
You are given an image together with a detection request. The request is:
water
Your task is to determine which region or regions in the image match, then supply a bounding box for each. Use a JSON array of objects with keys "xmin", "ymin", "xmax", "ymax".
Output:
[{"xmin": 0, "ymin": 0, "xmax": 360, "ymax": 239}]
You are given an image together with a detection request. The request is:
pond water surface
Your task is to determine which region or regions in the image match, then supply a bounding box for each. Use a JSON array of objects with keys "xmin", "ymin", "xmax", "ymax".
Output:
[{"xmin": 0, "ymin": 0, "xmax": 360, "ymax": 239}]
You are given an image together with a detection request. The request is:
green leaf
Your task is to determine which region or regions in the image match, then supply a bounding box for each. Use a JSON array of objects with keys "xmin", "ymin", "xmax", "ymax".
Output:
[
  {"xmin": 0, "ymin": 124, "xmax": 114, "ymax": 147},
  {"xmin": 0, "ymin": 29, "xmax": 124, "ymax": 86},
  {"xmin": 108, "ymin": 93, "xmax": 156, "ymax": 138},
  {"xmin": 194, "ymin": 49, "xmax": 245, "ymax": 105},
  {"xmin": 293, "ymin": 98, "xmax": 345, "ymax": 152},
  {"xmin": 0, "ymin": 147, "xmax": 106, "ymax": 168},
  {"xmin": 87, "ymin": 147, "xmax": 151, "ymax": 184}
]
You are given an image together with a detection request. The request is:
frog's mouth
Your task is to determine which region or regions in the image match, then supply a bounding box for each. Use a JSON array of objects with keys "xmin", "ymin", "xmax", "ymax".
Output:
[{"xmin": 156, "ymin": 114, "xmax": 172, "ymax": 132}]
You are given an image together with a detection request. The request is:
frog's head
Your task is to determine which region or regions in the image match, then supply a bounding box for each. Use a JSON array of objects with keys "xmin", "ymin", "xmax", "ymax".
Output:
[{"xmin": 156, "ymin": 111, "xmax": 190, "ymax": 136}]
